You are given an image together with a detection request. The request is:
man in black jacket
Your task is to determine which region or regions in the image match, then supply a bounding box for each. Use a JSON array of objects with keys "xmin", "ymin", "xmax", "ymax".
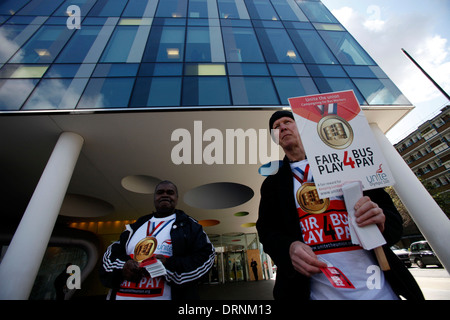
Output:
[
  {"xmin": 99, "ymin": 180, "xmax": 215, "ymax": 300},
  {"xmin": 257, "ymin": 111, "xmax": 423, "ymax": 300}
]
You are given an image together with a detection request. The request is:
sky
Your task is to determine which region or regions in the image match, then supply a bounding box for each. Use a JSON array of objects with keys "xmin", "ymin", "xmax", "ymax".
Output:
[{"xmin": 321, "ymin": 0, "xmax": 450, "ymax": 144}]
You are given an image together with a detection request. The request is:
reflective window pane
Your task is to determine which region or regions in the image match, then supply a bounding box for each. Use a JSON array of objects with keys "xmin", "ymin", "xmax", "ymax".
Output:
[
  {"xmin": 186, "ymin": 26, "xmax": 225, "ymax": 62},
  {"xmin": 10, "ymin": 25, "xmax": 73, "ymax": 63},
  {"xmin": 52, "ymin": 0, "xmax": 96, "ymax": 17},
  {"xmin": 271, "ymin": 0, "xmax": 308, "ymax": 22},
  {"xmin": 156, "ymin": 0, "xmax": 188, "ymax": 18},
  {"xmin": 77, "ymin": 77, "xmax": 134, "ymax": 108},
  {"xmin": 228, "ymin": 63, "xmax": 269, "ymax": 76},
  {"xmin": 353, "ymin": 78, "xmax": 411, "ymax": 105},
  {"xmin": 0, "ymin": 64, "xmax": 48, "ymax": 78},
  {"xmin": 230, "ymin": 77, "xmax": 279, "ymax": 105},
  {"xmin": 218, "ymin": 0, "xmax": 250, "ymax": 19},
  {"xmin": 130, "ymin": 77, "xmax": 181, "ymax": 107},
  {"xmin": 138, "ymin": 63, "xmax": 183, "ymax": 76},
  {"xmin": 244, "ymin": 0, "xmax": 279, "ymax": 21},
  {"xmin": 0, "ymin": 24, "xmax": 29, "ymax": 63},
  {"xmin": 297, "ymin": 1, "xmax": 338, "ymax": 23},
  {"xmin": 0, "ymin": 0, "xmax": 30, "ymax": 15},
  {"xmin": 23, "ymin": 78, "xmax": 87, "ymax": 110},
  {"xmin": 273, "ymin": 77, "xmax": 318, "ymax": 104},
  {"xmin": 313, "ymin": 77, "xmax": 366, "ymax": 105},
  {"xmin": 343, "ymin": 65, "xmax": 388, "ymax": 78},
  {"xmin": 122, "ymin": 0, "xmax": 158, "ymax": 17},
  {"xmin": 319, "ymin": 31, "xmax": 375, "ymax": 65},
  {"xmin": 189, "ymin": 0, "xmax": 209, "ymax": 18},
  {"xmin": 88, "ymin": 0, "xmax": 128, "ymax": 17},
  {"xmin": 288, "ymin": 29, "xmax": 338, "ymax": 64},
  {"xmin": 17, "ymin": 0, "xmax": 61, "ymax": 16},
  {"xmin": 57, "ymin": 26, "xmax": 103, "ymax": 63},
  {"xmin": 306, "ymin": 64, "xmax": 346, "ymax": 77},
  {"xmin": 183, "ymin": 77, "xmax": 230, "ymax": 106},
  {"xmin": 268, "ymin": 63, "xmax": 309, "ymax": 76},
  {"xmin": 44, "ymin": 64, "xmax": 84, "ymax": 78},
  {"xmin": 93, "ymin": 63, "xmax": 139, "ymax": 77},
  {"xmin": 255, "ymin": 28, "xmax": 301, "ymax": 63},
  {"xmin": 0, "ymin": 79, "xmax": 38, "ymax": 110},
  {"xmin": 100, "ymin": 26, "xmax": 141, "ymax": 62},
  {"xmin": 222, "ymin": 27, "xmax": 264, "ymax": 62},
  {"xmin": 143, "ymin": 26, "xmax": 185, "ymax": 62}
]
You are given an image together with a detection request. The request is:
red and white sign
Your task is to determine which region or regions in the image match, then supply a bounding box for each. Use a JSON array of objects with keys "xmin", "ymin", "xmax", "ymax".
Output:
[{"xmin": 288, "ymin": 90, "xmax": 394, "ymax": 198}]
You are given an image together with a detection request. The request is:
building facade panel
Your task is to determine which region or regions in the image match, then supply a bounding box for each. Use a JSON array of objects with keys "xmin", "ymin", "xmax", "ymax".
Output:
[{"xmin": 0, "ymin": 0, "xmax": 411, "ymax": 112}]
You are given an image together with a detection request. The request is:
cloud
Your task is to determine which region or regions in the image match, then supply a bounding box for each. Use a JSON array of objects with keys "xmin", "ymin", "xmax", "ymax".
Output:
[{"xmin": 330, "ymin": 6, "xmax": 450, "ymax": 105}]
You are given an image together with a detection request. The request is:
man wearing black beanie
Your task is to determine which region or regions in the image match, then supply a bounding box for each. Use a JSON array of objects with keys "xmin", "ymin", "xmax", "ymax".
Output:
[{"xmin": 256, "ymin": 110, "xmax": 423, "ymax": 301}]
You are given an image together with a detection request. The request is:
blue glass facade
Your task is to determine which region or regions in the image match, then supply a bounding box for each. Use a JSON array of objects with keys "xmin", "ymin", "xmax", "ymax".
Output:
[{"xmin": 0, "ymin": 0, "xmax": 411, "ymax": 111}]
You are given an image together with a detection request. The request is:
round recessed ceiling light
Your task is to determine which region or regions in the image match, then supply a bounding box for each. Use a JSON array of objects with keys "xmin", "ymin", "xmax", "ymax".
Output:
[
  {"xmin": 121, "ymin": 175, "xmax": 161, "ymax": 194},
  {"xmin": 184, "ymin": 182, "xmax": 254, "ymax": 209},
  {"xmin": 241, "ymin": 222, "xmax": 256, "ymax": 228},
  {"xmin": 198, "ymin": 219, "xmax": 220, "ymax": 227},
  {"xmin": 59, "ymin": 194, "xmax": 114, "ymax": 217}
]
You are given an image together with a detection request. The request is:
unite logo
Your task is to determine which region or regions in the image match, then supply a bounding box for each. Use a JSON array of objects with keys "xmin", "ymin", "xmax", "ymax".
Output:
[{"xmin": 366, "ymin": 164, "xmax": 389, "ymax": 187}]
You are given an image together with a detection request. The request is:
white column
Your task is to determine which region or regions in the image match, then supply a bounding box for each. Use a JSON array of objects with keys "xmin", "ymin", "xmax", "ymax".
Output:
[
  {"xmin": 0, "ymin": 132, "xmax": 84, "ymax": 300},
  {"xmin": 370, "ymin": 123, "xmax": 450, "ymax": 273}
]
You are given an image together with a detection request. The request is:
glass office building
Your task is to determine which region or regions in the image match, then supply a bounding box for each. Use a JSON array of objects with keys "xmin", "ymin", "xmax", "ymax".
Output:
[
  {"xmin": 0, "ymin": 0, "xmax": 416, "ymax": 299},
  {"xmin": 0, "ymin": 0, "xmax": 410, "ymax": 112}
]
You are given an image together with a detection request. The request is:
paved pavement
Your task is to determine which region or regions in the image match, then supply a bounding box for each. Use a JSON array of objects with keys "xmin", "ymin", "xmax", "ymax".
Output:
[
  {"xmin": 408, "ymin": 266, "xmax": 450, "ymax": 300},
  {"xmin": 198, "ymin": 266, "xmax": 450, "ymax": 300}
]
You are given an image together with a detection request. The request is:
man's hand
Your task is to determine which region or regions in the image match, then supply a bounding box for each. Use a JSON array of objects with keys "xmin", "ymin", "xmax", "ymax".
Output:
[
  {"xmin": 354, "ymin": 196, "xmax": 385, "ymax": 232},
  {"xmin": 289, "ymin": 241, "xmax": 328, "ymax": 277},
  {"xmin": 154, "ymin": 254, "xmax": 167, "ymax": 264},
  {"xmin": 122, "ymin": 259, "xmax": 149, "ymax": 282}
]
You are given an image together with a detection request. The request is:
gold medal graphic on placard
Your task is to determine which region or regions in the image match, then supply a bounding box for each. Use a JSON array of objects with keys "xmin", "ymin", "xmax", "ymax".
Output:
[
  {"xmin": 296, "ymin": 183, "xmax": 330, "ymax": 214},
  {"xmin": 134, "ymin": 236, "xmax": 157, "ymax": 263},
  {"xmin": 317, "ymin": 115, "xmax": 353, "ymax": 149}
]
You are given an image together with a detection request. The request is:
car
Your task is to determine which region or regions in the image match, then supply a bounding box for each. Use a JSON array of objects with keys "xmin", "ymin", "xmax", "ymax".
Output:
[
  {"xmin": 391, "ymin": 245, "xmax": 412, "ymax": 267},
  {"xmin": 409, "ymin": 241, "xmax": 442, "ymax": 268}
]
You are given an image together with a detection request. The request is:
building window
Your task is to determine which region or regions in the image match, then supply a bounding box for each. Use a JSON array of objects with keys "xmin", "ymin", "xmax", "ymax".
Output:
[
  {"xmin": 143, "ymin": 26, "xmax": 185, "ymax": 62},
  {"xmin": 182, "ymin": 76, "xmax": 230, "ymax": 106},
  {"xmin": 288, "ymin": 29, "xmax": 338, "ymax": 64},
  {"xmin": 77, "ymin": 77, "xmax": 135, "ymax": 108},
  {"xmin": 313, "ymin": 77, "xmax": 366, "ymax": 105},
  {"xmin": 297, "ymin": 1, "xmax": 338, "ymax": 23},
  {"xmin": 353, "ymin": 78, "xmax": 411, "ymax": 105},
  {"xmin": 230, "ymin": 76, "xmax": 279, "ymax": 105},
  {"xmin": 244, "ymin": 0, "xmax": 279, "ymax": 21},
  {"xmin": 89, "ymin": 0, "xmax": 128, "ymax": 17},
  {"xmin": 218, "ymin": 0, "xmax": 250, "ymax": 19},
  {"xmin": 57, "ymin": 26, "xmax": 107, "ymax": 63},
  {"xmin": 16, "ymin": 0, "xmax": 61, "ymax": 16},
  {"xmin": 9, "ymin": 25, "xmax": 73, "ymax": 63},
  {"xmin": 0, "ymin": 79, "xmax": 38, "ymax": 110},
  {"xmin": 100, "ymin": 25, "xmax": 150, "ymax": 63},
  {"xmin": 186, "ymin": 26, "xmax": 225, "ymax": 62},
  {"xmin": 319, "ymin": 31, "xmax": 375, "ymax": 65},
  {"xmin": 130, "ymin": 77, "xmax": 181, "ymax": 107},
  {"xmin": 255, "ymin": 27, "xmax": 301, "ymax": 63},
  {"xmin": 222, "ymin": 27, "xmax": 265, "ymax": 62},
  {"xmin": 271, "ymin": 0, "xmax": 308, "ymax": 22},
  {"xmin": 23, "ymin": 78, "xmax": 87, "ymax": 110},
  {"xmin": 273, "ymin": 76, "xmax": 318, "ymax": 105},
  {"xmin": 156, "ymin": 0, "xmax": 188, "ymax": 18}
]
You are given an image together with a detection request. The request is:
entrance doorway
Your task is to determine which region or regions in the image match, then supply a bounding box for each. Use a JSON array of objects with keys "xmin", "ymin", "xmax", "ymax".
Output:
[{"xmin": 224, "ymin": 251, "xmax": 246, "ymax": 282}]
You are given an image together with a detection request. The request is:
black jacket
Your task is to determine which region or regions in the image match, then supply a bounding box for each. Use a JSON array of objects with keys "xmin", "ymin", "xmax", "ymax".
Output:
[
  {"xmin": 256, "ymin": 157, "xmax": 424, "ymax": 300},
  {"xmin": 99, "ymin": 209, "xmax": 215, "ymax": 300}
]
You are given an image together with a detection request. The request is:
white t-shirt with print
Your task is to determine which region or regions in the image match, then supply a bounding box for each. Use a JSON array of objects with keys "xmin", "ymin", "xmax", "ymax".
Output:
[
  {"xmin": 290, "ymin": 160, "xmax": 398, "ymax": 300},
  {"xmin": 116, "ymin": 214, "xmax": 175, "ymax": 300}
]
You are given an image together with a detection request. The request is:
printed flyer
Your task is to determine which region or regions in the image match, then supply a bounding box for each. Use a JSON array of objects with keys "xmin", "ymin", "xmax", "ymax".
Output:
[{"xmin": 288, "ymin": 90, "xmax": 394, "ymax": 199}]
